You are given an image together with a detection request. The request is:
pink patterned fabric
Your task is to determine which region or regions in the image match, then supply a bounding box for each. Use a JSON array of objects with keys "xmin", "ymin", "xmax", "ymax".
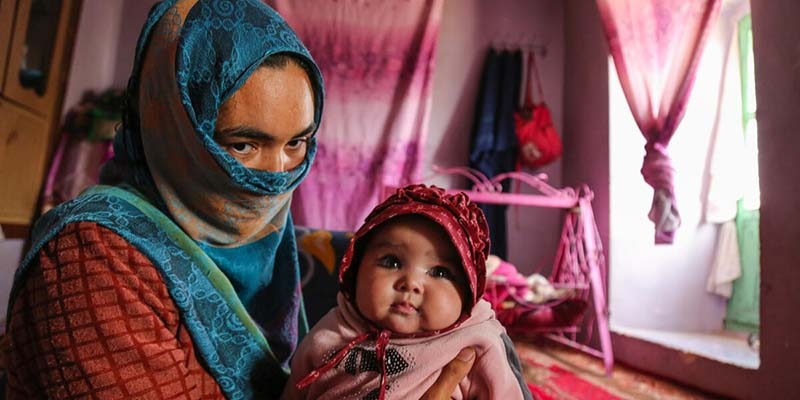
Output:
[
  {"xmin": 271, "ymin": 0, "xmax": 443, "ymax": 230},
  {"xmin": 596, "ymin": 0, "xmax": 721, "ymax": 243}
]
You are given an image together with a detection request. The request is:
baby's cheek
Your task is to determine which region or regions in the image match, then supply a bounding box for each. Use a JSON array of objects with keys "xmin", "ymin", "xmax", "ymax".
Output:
[{"xmin": 425, "ymin": 288, "xmax": 463, "ymax": 329}]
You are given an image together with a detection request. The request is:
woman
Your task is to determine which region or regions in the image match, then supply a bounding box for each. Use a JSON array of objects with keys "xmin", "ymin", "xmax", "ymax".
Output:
[{"xmin": 2, "ymin": 0, "xmax": 474, "ymax": 398}]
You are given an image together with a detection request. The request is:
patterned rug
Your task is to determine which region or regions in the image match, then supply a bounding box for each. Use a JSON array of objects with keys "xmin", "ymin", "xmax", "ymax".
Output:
[{"xmin": 515, "ymin": 339, "xmax": 722, "ymax": 400}]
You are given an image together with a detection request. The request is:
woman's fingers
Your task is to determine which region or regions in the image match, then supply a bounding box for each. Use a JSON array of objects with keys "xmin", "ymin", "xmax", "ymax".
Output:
[{"xmin": 419, "ymin": 347, "xmax": 477, "ymax": 400}]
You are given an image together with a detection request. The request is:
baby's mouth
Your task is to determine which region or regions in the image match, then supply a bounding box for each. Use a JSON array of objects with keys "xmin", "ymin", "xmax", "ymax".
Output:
[{"xmin": 390, "ymin": 301, "xmax": 418, "ymax": 315}]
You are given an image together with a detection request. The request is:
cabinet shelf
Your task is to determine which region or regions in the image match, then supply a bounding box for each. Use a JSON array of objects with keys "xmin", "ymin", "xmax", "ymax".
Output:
[{"xmin": 0, "ymin": 0, "xmax": 80, "ymax": 230}]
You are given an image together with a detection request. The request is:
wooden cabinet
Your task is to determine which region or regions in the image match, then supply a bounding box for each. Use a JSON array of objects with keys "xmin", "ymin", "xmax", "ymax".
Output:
[
  {"xmin": 0, "ymin": 1, "xmax": 16, "ymax": 81},
  {"xmin": 0, "ymin": 0, "xmax": 80, "ymax": 231},
  {"xmin": 0, "ymin": 98, "xmax": 50, "ymax": 224}
]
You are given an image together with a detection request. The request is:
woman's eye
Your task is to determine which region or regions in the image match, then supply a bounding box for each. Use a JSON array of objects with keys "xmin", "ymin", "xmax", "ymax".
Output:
[
  {"xmin": 286, "ymin": 137, "xmax": 307, "ymax": 150},
  {"xmin": 377, "ymin": 255, "xmax": 401, "ymax": 269},
  {"xmin": 429, "ymin": 266, "xmax": 456, "ymax": 281},
  {"xmin": 229, "ymin": 142, "xmax": 255, "ymax": 155}
]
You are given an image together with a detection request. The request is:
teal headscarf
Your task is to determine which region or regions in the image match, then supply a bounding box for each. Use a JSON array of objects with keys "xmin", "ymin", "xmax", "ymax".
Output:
[
  {"xmin": 15, "ymin": 0, "xmax": 324, "ymax": 398},
  {"xmin": 102, "ymin": 0, "xmax": 324, "ymax": 245}
]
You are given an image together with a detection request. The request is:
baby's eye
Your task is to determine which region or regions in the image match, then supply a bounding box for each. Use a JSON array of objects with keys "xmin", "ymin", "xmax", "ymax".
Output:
[
  {"xmin": 429, "ymin": 266, "xmax": 456, "ymax": 281},
  {"xmin": 377, "ymin": 255, "xmax": 401, "ymax": 269}
]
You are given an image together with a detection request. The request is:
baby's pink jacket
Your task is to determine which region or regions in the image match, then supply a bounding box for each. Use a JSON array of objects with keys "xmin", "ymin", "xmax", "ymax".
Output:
[{"xmin": 281, "ymin": 294, "xmax": 529, "ymax": 400}]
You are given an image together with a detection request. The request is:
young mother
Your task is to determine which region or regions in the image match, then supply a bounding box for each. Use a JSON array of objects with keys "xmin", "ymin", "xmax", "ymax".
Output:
[{"xmin": 2, "ymin": 0, "xmax": 474, "ymax": 398}]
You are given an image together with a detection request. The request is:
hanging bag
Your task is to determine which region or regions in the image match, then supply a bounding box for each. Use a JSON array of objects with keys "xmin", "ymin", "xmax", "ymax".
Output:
[{"xmin": 514, "ymin": 52, "xmax": 562, "ymax": 169}]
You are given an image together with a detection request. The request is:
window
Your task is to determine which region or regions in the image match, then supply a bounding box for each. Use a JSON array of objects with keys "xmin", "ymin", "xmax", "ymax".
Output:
[
  {"xmin": 738, "ymin": 14, "xmax": 759, "ymax": 211},
  {"xmin": 724, "ymin": 13, "xmax": 760, "ymax": 335}
]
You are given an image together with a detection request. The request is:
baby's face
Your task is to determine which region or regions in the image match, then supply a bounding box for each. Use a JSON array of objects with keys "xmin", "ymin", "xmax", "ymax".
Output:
[{"xmin": 354, "ymin": 215, "xmax": 467, "ymax": 334}]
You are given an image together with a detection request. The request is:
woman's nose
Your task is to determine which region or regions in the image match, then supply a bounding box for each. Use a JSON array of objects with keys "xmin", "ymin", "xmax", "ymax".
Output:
[{"xmin": 259, "ymin": 151, "xmax": 287, "ymax": 172}]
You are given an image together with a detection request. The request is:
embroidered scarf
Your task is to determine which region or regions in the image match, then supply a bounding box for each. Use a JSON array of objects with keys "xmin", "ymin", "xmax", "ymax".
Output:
[{"xmin": 12, "ymin": 0, "xmax": 324, "ymax": 398}]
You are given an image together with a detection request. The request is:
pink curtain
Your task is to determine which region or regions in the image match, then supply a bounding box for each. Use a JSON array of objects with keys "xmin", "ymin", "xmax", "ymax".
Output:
[
  {"xmin": 271, "ymin": 0, "xmax": 443, "ymax": 230},
  {"xmin": 596, "ymin": 0, "xmax": 721, "ymax": 244}
]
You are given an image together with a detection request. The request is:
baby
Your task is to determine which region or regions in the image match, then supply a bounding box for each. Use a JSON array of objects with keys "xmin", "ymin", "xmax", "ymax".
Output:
[{"xmin": 282, "ymin": 184, "xmax": 532, "ymax": 400}]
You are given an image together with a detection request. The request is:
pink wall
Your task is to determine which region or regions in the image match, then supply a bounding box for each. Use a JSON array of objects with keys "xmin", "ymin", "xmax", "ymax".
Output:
[
  {"xmin": 113, "ymin": 1, "xmax": 160, "ymax": 86},
  {"xmin": 62, "ymin": 0, "xmax": 156, "ymax": 115},
  {"xmin": 743, "ymin": 0, "xmax": 800, "ymax": 395},
  {"xmin": 562, "ymin": 1, "xmax": 610, "ymax": 266},
  {"xmin": 427, "ymin": 0, "xmax": 565, "ymax": 275},
  {"xmin": 60, "ymin": 0, "xmax": 123, "ymax": 116},
  {"xmin": 60, "ymin": 0, "xmax": 157, "ymax": 118}
]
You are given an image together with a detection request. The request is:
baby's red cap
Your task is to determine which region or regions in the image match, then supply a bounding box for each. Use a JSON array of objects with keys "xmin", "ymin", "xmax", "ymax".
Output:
[{"xmin": 339, "ymin": 184, "xmax": 491, "ymax": 311}]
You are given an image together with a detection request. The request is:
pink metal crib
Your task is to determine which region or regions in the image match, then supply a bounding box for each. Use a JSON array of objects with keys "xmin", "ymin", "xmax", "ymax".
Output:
[{"xmin": 395, "ymin": 165, "xmax": 613, "ymax": 375}]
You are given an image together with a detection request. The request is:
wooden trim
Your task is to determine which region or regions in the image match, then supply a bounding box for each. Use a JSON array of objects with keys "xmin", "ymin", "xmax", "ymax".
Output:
[
  {"xmin": 1, "ymin": 223, "xmax": 30, "ymax": 240},
  {"xmin": 0, "ymin": 0, "xmax": 82, "ymax": 226},
  {"xmin": 3, "ymin": 0, "xmax": 79, "ymax": 118},
  {"xmin": 0, "ymin": 0, "xmax": 18, "ymax": 86}
]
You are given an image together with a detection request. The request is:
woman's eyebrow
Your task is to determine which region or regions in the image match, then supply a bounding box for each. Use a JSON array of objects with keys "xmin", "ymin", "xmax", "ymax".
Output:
[
  {"xmin": 215, "ymin": 122, "xmax": 316, "ymax": 141},
  {"xmin": 296, "ymin": 122, "xmax": 317, "ymax": 138}
]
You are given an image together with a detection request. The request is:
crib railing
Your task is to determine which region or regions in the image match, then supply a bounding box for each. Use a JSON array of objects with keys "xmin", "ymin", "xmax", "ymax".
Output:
[{"xmin": 385, "ymin": 165, "xmax": 613, "ymax": 375}]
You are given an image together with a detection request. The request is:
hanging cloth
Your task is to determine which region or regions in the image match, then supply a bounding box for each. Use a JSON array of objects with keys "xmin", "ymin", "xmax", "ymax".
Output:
[
  {"xmin": 469, "ymin": 49, "xmax": 521, "ymax": 259},
  {"xmin": 273, "ymin": 0, "xmax": 444, "ymax": 231}
]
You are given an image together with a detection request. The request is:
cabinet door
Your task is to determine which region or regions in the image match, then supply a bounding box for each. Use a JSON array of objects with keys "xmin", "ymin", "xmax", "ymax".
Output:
[
  {"xmin": 0, "ymin": 0, "xmax": 16, "ymax": 85},
  {"xmin": 0, "ymin": 98, "xmax": 50, "ymax": 224},
  {"xmin": 3, "ymin": 0, "xmax": 78, "ymax": 117}
]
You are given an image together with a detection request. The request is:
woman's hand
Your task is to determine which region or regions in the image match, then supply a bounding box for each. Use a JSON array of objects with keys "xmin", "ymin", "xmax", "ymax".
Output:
[{"xmin": 419, "ymin": 347, "xmax": 476, "ymax": 400}]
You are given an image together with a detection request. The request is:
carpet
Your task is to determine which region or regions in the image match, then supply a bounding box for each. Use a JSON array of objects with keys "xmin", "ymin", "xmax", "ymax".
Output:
[{"xmin": 515, "ymin": 339, "xmax": 722, "ymax": 400}]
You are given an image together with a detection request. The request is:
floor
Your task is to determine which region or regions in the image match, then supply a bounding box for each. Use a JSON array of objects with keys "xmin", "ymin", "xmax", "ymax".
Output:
[{"xmin": 515, "ymin": 338, "xmax": 732, "ymax": 400}]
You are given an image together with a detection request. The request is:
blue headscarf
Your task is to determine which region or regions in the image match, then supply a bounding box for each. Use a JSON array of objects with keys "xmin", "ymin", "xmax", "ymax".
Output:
[
  {"xmin": 11, "ymin": 3, "xmax": 322, "ymax": 398},
  {"xmin": 102, "ymin": 0, "xmax": 324, "ymax": 245},
  {"xmin": 91, "ymin": 0, "xmax": 324, "ymax": 396}
]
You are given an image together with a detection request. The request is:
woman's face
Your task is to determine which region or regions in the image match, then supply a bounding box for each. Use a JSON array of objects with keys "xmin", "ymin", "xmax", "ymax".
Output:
[{"xmin": 214, "ymin": 62, "xmax": 315, "ymax": 172}]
